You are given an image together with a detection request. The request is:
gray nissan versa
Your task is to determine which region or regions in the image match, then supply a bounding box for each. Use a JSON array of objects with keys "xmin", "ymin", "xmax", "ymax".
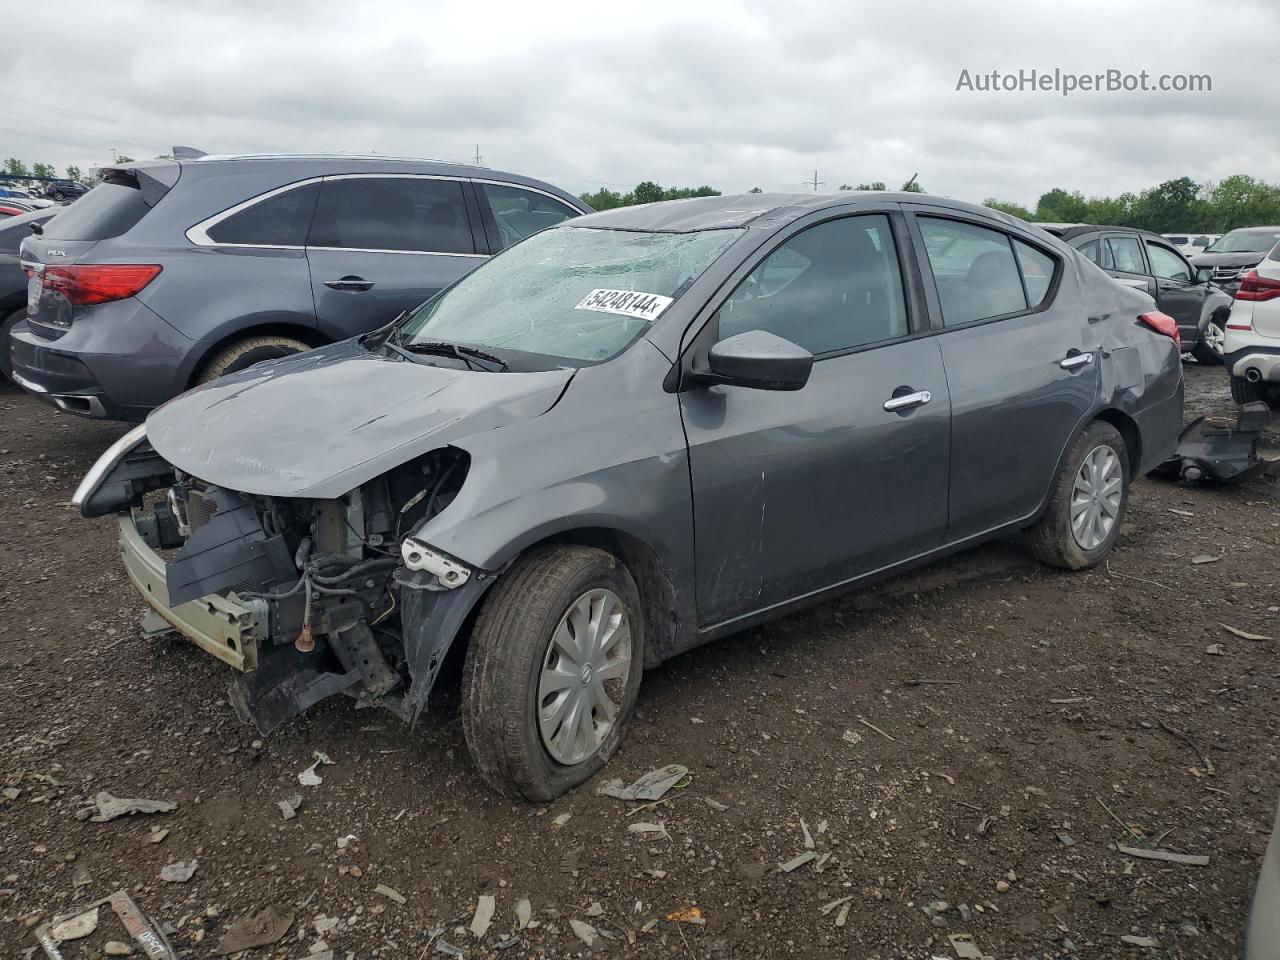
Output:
[
  {"xmin": 10, "ymin": 155, "xmax": 588, "ymax": 420},
  {"xmin": 74, "ymin": 193, "xmax": 1184, "ymax": 800}
]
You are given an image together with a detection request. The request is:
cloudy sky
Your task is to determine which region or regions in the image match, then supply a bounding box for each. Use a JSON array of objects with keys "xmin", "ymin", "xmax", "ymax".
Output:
[{"xmin": 1, "ymin": 0, "xmax": 1276, "ymax": 207}]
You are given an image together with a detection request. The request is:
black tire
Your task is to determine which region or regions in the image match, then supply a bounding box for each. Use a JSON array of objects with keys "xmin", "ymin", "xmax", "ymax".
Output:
[
  {"xmin": 196, "ymin": 335, "xmax": 309, "ymax": 384},
  {"xmin": 1191, "ymin": 316, "xmax": 1226, "ymax": 365},
  {"xmin": 1231, "ymin": 375, "xmax": 1266, "ymax": 406},
  {"xmin": 50, "ymin": 191, "xmax": 65, "ymax": 202},
  {"xmin": 0, "ymin": 307, "xmax": 23, "ymax": 382},
  {"xmin": 462, "ymin": 545, "xmax": 645, "ymax": 801},
  {"xmin": 1025, "ymin": 421, "xmax": 1130, "ymax": 570}
]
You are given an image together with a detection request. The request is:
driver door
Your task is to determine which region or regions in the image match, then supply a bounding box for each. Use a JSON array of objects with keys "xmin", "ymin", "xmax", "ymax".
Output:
[{"xmin": 679, "ymin": 211, "xmax": 951, "ymax": 627}]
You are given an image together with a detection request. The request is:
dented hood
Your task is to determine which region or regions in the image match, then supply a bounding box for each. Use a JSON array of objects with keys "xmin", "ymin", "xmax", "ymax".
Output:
[{"xmin": 146, "ymin": 340, "xmax": 573, "ymax": 498}]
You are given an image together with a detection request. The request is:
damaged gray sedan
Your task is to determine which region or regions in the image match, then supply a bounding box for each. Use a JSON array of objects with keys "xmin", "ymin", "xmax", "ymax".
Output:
[{"xmin": 75, "ymin": 192, "xmax": 1184, "ymax": 799}]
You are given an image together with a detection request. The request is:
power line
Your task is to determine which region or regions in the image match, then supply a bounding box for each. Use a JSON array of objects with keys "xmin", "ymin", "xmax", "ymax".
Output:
[{"xmin": 804, "ymin": 169, "xmax": 824, "ymax": 191}]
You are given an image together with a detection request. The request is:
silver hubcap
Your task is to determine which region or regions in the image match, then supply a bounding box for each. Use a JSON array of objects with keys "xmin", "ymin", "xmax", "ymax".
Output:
[
  {"xmin": 1204, "ymin": 321, "xmax": 1225, "ymax": 356},
  {"xmin": 537, "ymin": 588, "xmax": 632, "ymax": 766},
  {"xmin": 1070, "ymin": 444, "xmax": 1123, "ymax": 550}
]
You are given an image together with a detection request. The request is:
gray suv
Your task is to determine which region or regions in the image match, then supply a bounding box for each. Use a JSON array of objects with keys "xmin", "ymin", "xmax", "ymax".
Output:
[{"xmin": 10, "ymin": 155, "xmax": 588, "ymax": 420}]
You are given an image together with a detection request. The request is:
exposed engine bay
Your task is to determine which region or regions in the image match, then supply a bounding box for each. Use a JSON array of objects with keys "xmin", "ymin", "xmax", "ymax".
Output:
[{"xmin": 78, "ymin": 429, "xmax": 486, "ymax": 733}]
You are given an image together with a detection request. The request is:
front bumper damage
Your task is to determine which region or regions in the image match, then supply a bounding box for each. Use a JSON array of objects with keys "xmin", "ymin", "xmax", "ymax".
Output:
[{"xmin": 82, "ymin": 427, "xmax": 491, "ymax": 735}]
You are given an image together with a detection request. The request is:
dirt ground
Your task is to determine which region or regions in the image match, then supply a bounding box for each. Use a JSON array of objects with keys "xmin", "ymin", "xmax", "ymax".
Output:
[{"xmin": 1, "ymin": 362, "xmax": 1278, "ymax": 960}]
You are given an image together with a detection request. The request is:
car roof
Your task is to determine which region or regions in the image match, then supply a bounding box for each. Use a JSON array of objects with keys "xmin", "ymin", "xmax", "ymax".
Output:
[
  {"xmin": 1037, "ymin": 223, "xmax": 1170, "ymax": 243},
  {"xmin": 572, "ymin": 191, "xmax": 1025, "ymax": 233}
]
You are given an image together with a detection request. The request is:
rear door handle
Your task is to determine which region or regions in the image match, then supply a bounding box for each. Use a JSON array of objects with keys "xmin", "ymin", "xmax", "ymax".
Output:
[
  {"xmin": 324, "ymin": 276, "xmax": 375, "ymax": 292},
  {"xmin": 883, "ymin": 390, "xmax": 932, "ymax": 412},
  {"xmin": 1059, "ymin": 352, "xmax": 1095, "ymax": 371}
]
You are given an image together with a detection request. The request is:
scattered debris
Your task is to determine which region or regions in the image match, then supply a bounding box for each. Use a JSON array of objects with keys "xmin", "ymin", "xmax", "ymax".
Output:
[
  {"xmin": 586, "ymin": 901, "xmax": 604, "ymax": 917},
  {"xmin": 1116, "ymin": 844, "xmax": 1209, "ymax": 866},
  {"xmin": 949, "ymin": 932, "xmax": 984, "ymax": 959},
  {"xmin": 1220, "ymin": 622, "xmax": 1272, "ymax": 642},
  {"xmin": 551, "ymin": 812, "xmax": 572, "ymax": 827},
  {"xmin": 1049, "ymin": 696, "xmax": 1086, "ymax": 704},
  {"xmin": 779, "ymin": 851, "xmax": 817, "ymax": 873},
  {"xmin": 1190, "ymin": 555, "xmax": 1220, "ymax": 565},
  {"xmin": 1206, "ymin": 643, "xmax": 1225, "ymax": 656},
  {"xmin": 1158, "ymin": 719, "xmax": 1215, "ymax": 775},
  {"xmin": 841, "ymin": 729, "xmax": 863, "ymax": 745},
  {"xmin": 800, "ymin": 818, "xmax": 814, "ymax": 849},
  {"xmin": 1121, "ymin": 934, "xmax": 1159, "ymax": 947},
  {"xmin": 277, "ymin": 795, "xmax": 303, "ymax": 820},
  {"xmin": 857, "ymin": 717, "xmax": 896, "ymax": 742},
  {"xmin": 702, "ymin": 797, "xmax": 729, "ymax": 812},
  {"xmin": 1096, "ymin": 794, "xmax": 1145, "ymax": 840},
  {"xmin": 470, "ymin": 894, "xmax": 496, "ymax": 939},
  {"xmin": 819, "ymin": 896, "xmax": 852, "ymax": 916},
  {"xmin": 1057, "ymin": 833, "xmax": 1076, "ymax": 846},
  {"xmin": 627, "ymin": 822, "xmax": 669, "ymax": 838},
  {"xmin": 146, "ymin": 827, "xmax": 170, "ymax": 844},
  {"xmin": 569, "ymin": 918, "xmax": 598, "ymax": 947},
  {"xmin": 1168, "ymin": 508, "xmax": 1195, "ymax": 517},
  {"xmin": 375, "ymin": 884, "xmax": 406, "ymax": 905},
  {"xmin": 434, "ymin": 936, "xmax": 465, "ymax": 957},
  {"xmin": 902, "ymin": 678, "xmax": 961, "ymax": 686},
  {"xmin": 297, "ymin": 751, "xmax": 334, "ymax": 787},
  {"xmin": 103, "ymin": 942, "xmax": 133, "ymax": 956},
  {"xmin": 88, "ymin": 791, "xmax": 177, "ymax": 822},
  {"xmin": 666, "ymin": 905, "xmax": 704, "ymax": 924},
  {"xmin": 597, "ymin": 764, "xmax": 689, "ymax": 801},
  {"xmin": 215, "ymin": 904, "xmax": 295, "ymax": 955},
  {"xmin": 515, "ymin": 898, "xmax": 532, "ymax": 930},
  {"xmin": 2, "ymin": 786, "xmax": 19, "ymax": 800},
  {"xmin": 834, "ymin": 900, "xmax": 851, "ymax": 928},
  {"xmin": 50, "ymin": 906, "xmax": 99, "ymax": 942},
  {"xmin": 159, "ymin": 859, "xmax": 197, "ymax": 883}
]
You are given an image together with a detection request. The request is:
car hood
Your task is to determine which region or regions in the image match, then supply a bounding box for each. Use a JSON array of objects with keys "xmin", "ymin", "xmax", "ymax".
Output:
[
  {"xmin": 146, "ymin": 340, "xmax": 574, "ymax": 498},
  {"xmin": 1192, "ymin": 251, "xmax": 1265, "ymax": 268}
]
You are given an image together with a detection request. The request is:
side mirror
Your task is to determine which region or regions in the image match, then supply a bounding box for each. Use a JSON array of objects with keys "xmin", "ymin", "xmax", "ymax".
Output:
[
  {"xmin": 1195, "ymin": 267, "xmax": 1212, "ymax": 284},
  {"xmin": 706, "ymin": 329, "xmax": 813, "ymax": 391}
]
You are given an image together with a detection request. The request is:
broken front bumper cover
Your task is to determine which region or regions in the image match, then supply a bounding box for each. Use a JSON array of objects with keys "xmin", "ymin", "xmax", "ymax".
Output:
[{"xmin": 118, "ymin": 513, "xmax": 269, "ymax": 671}]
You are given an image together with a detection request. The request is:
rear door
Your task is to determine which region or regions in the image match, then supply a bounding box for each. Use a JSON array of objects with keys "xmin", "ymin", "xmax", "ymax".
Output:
[
  {"xmin": 909, "ymin": 208, "xmax": 1098, "ymax": 540},
  {"xmin": 306, "ymin": 175, "xmax": 488, "ymax": 339},
  {"xmin": 1143, "ymin": 237, "xmax": 1203, "ymax": 342}
]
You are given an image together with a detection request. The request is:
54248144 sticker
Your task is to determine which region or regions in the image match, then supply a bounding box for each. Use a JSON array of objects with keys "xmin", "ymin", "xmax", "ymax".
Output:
[{"xmin": 574, "ymin": 288, "xmax": 674, "ymax": 320}]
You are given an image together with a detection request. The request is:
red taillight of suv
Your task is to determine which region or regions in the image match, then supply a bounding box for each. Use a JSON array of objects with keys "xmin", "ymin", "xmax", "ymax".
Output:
[
  {"xmin": 42, "ymin": 264, "xmax": 162, "ymax": 306},
  {"xmin": 1137, "ymin": 310, "xmax": 1180, "ymax": 352},
  {"xmin": 1236, "ymin": 269, "xmax": 1280, "ymax": 302}
]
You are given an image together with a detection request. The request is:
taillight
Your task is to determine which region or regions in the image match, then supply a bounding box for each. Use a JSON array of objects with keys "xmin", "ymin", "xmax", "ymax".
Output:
[
  {"xmin": 1138, "ymin": 310, "xmax": 1180, "ymax": 352},
  {"xmin": 42, "ymin": 264, "xmax": 162, "ymax": 306},
  {"xmin": 1236, "ymin": 269, "xmax": 1280, "ymax": 302}
]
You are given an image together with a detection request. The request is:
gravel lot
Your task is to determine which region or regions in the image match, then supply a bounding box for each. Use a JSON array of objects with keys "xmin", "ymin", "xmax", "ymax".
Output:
[{"xmin": 1, "ymin": 363, "xmax": 1278, "ymax": 959}]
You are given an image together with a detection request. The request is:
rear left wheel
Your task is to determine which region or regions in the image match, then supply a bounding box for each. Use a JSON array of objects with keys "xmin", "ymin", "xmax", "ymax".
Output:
[
  {"xmin": 1191, "ymin": 317, "xmax": 1226, "ymax": 365},
  {"xmin": 462, "ymin": 545, "xmax": 644, "ymax": 801},
  {"xmin": 196, "ymin": 335, "xmax": 310, "ymax": 384},
  {"xmin": 1025, "ymin": 421, "xmax": 1130, "ymax": 570}
]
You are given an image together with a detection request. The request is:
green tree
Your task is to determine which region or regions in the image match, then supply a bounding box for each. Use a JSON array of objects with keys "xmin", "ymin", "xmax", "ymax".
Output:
[
  {"xmin": 4, "ymin": 158, "xmax": 29, "ymax": 178},
  {"xmin": 983, "ymin": 198, "xmax": 1034, "ymax": 220},
  {"xmin": 31, "ymin": 162, "xmax": 55, "ymax": 180},
  {"xmin": 1083, "ymin": 193, "xmax": 1136, "ymax": 226},
  {"xmin": 1128, "ymin": 177, "xmax": 1202, "ymax": 233},
  {"xmin": 580, "ymin": 188, "xmax": 625, "ymax": 210},
  {"xmin": 1202, "ymin": 175, "xmax": 1280, "ymax": 232},
  {"xmin": 853, "ymin": 182, "xmax": 886, "ymax": 191},
  {"xmin": 631, "ymin": 181, "xmax": 665, "ymax": 205},
  {"xmin": 1035, "ymin": 188, "xmax": 1089, "ymax": 222},
  {"xmin": 900, "ymin": 178, "xmax": 924, "ymax": 193},
  {"xmin": 747, "ymin": 186, "xmax": 763, "ymax": 193},
  {"xmin": 113, "ymin": 153, "xmax": 135, "ymax": 164}
]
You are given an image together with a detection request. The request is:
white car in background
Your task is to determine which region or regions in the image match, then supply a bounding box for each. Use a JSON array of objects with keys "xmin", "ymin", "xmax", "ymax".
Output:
[
  {"xmin": 1223, "ymin": 238, "xmax": 1280, "ymax": 407},
  {"xmin": 1163, "ymin": 233, "xmax": 1219, "ymax": 257}
]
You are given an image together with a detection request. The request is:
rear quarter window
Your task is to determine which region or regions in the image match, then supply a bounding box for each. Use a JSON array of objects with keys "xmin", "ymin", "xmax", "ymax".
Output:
[
  {"xmin": 205, "ymin": 182, "xmax": 320, "ymax": 246},
  {"xmin": 39, "ymin": 182, "xmax": 151, "ymax": 241}
]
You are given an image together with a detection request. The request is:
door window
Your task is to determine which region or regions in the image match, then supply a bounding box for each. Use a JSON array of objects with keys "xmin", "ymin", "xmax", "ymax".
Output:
[
  {"xmin": 206, "ymin": 182, "xmax": 320, "ymax": 246},
  {"xmin": 1079, "ymin": 239, "xmax": 1101, "ymax": 265},
  {"xmin": 919, "ymin": 218, "xmax": 1027, "ymax": 325},
  {"xmin": 308, "ymin": 177, "xmax": 475, "ymax": 254},
  {"xmin": 1013, "ymin": 239, "xmax": 1056, "ymax": 306},
  {"xmin": 1106, "ymin": 236, "xmax": 1146, "ymax": 274},
  {"xmin": 1145, "ymin": 241, "xmax": 1192, "ymax": 282},
  {"xmin": 483, "ymin": 183, "xmax": 579, "ymax": 248},
  {"xmin": 717, "ymin": 214, "xmax": 908, "ymax": 355}
]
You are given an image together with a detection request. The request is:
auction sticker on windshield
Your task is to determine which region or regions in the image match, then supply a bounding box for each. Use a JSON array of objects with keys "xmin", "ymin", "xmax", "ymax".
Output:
[{"xmin": 575, "ymin": 288, "xmax": 674, "ymax": 320}]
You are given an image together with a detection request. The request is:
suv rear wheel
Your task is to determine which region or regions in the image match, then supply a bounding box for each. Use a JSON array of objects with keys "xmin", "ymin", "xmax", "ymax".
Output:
[
  {"xmin": 462, "ymin": 545, "xmax": 644, "ymax": 801},
  {"xmin": 197, "ymin": 335, "xmax": 310, "ymax": 384},
  {"xmin": 1025, "ymin": 420, "xmax": 1130, "ymax": 569}
]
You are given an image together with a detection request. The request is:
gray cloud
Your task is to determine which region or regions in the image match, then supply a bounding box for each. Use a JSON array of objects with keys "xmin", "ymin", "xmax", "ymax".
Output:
[{"xmin": 1, "ymin": 0, "xmax": 1276, "ymax": 207}]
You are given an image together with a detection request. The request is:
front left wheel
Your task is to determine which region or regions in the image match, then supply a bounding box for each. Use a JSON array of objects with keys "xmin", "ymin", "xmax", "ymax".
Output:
[
  {"xmin": 1191, "ymin": 316, "xmax": 1226, "ymax": 365},
  {"xmin": 462, "ymin": 545, "xmax": 644, "ymax": 801}
]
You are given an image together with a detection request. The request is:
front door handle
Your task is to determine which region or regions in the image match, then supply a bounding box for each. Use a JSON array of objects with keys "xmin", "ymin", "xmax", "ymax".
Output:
[
  {"xmin": 324, "ymin": 276, "xmax": 375, "ymax": 292},
  {"xmin": 1059, "ymin": 352, "xmax": 1095, "ymax": 371},
  {"xmin": 883, "ymin": 389, "xmax": 932, "ymax": 412}
]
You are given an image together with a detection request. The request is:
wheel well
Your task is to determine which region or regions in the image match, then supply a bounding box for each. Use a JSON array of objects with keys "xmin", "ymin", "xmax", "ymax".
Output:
[
  {"xmin": 188, "ymin": 323, "xmax": 328, "ymax": 388},
  {"xmin": 1093, "ymin": 409, "xmax": 1142, "ymax": 478},
  {"xmin": 523, "ymin": 528, "xmax": 678, "ymax": 668}
]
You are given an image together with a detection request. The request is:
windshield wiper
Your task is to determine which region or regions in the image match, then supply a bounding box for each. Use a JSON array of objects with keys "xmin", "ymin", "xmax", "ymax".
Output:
[{"xmin": 401, "ymin": 340, "xmax": 509, "ymax": 372}]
